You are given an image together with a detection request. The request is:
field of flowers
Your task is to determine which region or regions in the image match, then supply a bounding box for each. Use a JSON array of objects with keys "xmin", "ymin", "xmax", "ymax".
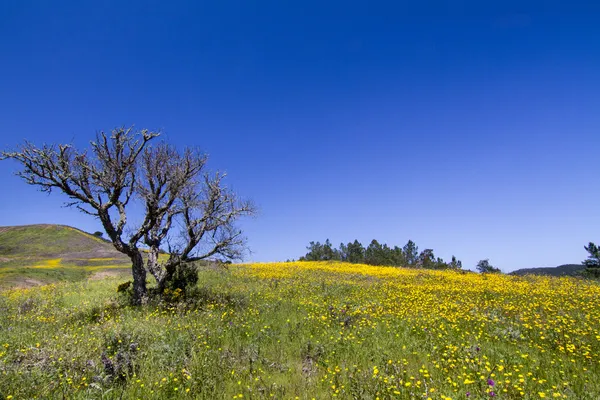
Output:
[{"xmin": 1, "ymin": 261, "xmax": 599, "ymax": 399}]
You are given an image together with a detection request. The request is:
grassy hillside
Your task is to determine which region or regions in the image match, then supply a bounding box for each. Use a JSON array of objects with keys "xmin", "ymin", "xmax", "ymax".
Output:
[
  {"xmin": 510, "ymin": 264, "xmax": 585, "ymax": 277},
  {"xmin": 0, "ymin": 224, "xmax": 122, "ymax": 258},
  {"xmin": 1, "ymin": 261, "xmax": 599, "ymax": 399},
  {"xmin": 0, "ymin": 224, "xmax": 130, "ymax": 289}
]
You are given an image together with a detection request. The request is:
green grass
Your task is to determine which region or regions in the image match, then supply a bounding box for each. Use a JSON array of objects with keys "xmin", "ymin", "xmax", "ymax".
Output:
[
  {"xmin": 0, "ymin": 256, "xmax": 130, "ymax": 290},
  {"xmin": 1, "ymin": 262, "xmax": 599, "ymax": 399},
  {"xmin": 0, "ymin": 265, "xmax": 131, "ymax": 289},
  {"xmin": 0, "ymin": 224, "xmax": 131, "ymax": 289},
  {"xmin": 0, "ymin": 225, "xmax": 110, "ymax": 257}
]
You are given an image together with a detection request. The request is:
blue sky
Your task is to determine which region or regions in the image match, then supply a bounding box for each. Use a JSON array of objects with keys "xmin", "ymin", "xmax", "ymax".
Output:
[{"xmin": 1, "ymin": 1, "xmax": 599, "ymax": 271}]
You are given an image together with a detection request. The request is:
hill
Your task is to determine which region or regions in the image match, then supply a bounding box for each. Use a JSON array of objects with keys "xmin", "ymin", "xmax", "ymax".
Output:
[
  {"xmin": 510, "ymin": 263, "xmax": 585, "ymax": 277},
  {"xmin": 0, "ymin": 224, "xmax": 123, "ymax": 259},
  {"xmin": 0, "ymin": 224, "xmax": 130, "ymax": 288}
]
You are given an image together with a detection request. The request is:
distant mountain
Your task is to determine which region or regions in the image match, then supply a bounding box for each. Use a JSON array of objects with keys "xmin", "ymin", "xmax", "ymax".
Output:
[{"xmin": 510, "ymin": 264, "xmax": 585, "ymax": 277}]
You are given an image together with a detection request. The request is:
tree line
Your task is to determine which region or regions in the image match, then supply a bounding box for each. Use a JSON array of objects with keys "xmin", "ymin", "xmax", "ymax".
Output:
[
  {"xmin": 299, "ymin": 239, "xmax": 503, "ymax": 273},
  {"xmin": 298, "ymin": 239, "xmax": 463, "ymax": 269}
]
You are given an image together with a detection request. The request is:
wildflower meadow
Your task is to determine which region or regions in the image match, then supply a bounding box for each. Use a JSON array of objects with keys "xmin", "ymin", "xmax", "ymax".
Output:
[{"xmin": 1, "ymin": 261, "xmax": 599, "ymax": 399}]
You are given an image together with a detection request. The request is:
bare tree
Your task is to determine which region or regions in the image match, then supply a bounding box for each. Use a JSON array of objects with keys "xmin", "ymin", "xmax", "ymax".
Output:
[{"xmin": 1, "ymin": 127, "xmax": 256, "ymax": 304}]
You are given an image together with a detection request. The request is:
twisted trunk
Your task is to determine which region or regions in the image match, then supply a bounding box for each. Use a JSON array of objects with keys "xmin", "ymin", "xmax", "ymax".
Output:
[
  {"xmin": 146, "ymin": 245, "xmax": 177, "ymax": 293},
  {"xmin": 146, "ymin": 247, "xmax": 162, "ymax": 282},
  {"xmin": 129, "ymin": 250, "xmax": 147, "ymax": 305}
]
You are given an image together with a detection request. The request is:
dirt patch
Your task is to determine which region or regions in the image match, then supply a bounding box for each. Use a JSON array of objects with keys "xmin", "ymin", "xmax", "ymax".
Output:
[
  {"xmin": 89, "ymin": 271, "xmax": 122, "ymax": 280},
  {"xmin": 24, "ymin": 278, "xmax": 44, "ymax": 286},
  {"xmin": 9, "ymin": 278, "xmax": 46, "ymax": 289},
  {"xmin": 63, "ymin": 249, "xmax": 129, "ymax": 261}
]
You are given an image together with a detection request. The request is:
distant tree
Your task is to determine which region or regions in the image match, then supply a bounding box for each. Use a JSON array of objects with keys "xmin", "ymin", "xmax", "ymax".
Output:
[
  {"xmin": 346, "ymin": 240, "xmax": 365, "ymax": 264},
  {"xmin": 391, "ymin": 246, "xmax": 406, "ymax": 267},
  {"xmin": 92, "ymin": 231, "xmax": 104, "ymax": 238},
  {"xmin": 1, "ymin": 127, "xmax": 256, "ymax": 304},
  {"xmin": 300, "ymin": 241, "xmax": 324, "ymax": 261},
  {"xmin": 402, "ymin": 240, "xmax": 419, "ymax": 267},
  {"xmin": 448, "ymin": 255, "xmax": 463, "ymax": 269},
  {"xmin": 365, "ymin": 239, "xmax": 386, "ymax": 265},
  {"xmin": 322, "ymin": 239, "xmax": 340, "ymax": 261},
  {"xmin": 381, "ymin": 243, "xmax": 394, "ymax": 265},
  {"xmin": 434, "ymin": 257, "xmax": 447, "ymax": 270},
  {"xmin": 583, "ymin": 242, "xmax": 600, "ymax": 277},
  {"xmin": 417, "ymin": 249, "xmax": 436, "ymax": 269},
  {"xmin": 338, "ymin": 242, "xmax": 349, "ymax": 262},
  {"xmin": 300, "ymin": 239, "xmax": 340, "ymax": 261},
  {"xmin": 476, "ymin": 259, "xmax": 501, "ymax": 274}
]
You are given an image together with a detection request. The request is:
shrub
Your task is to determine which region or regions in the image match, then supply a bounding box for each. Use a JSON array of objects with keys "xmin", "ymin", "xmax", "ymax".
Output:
[
  {"xmin": 164, "ymin": 263, "xmax": 199, "ymax": 296},
  {"xmin": 116, "ymin": 281, "xmax": 134, "ymax": 305},
  {"xmin": 100, "ymin": 332, "xmax": 140, "ymax": 384},
  {"xmin": 117, "ymin": 281, "xmax": 132, "ymax": 293},
  {"xmin": 162, "ymin": 287, "xmax": 184, "ymax": 303}
]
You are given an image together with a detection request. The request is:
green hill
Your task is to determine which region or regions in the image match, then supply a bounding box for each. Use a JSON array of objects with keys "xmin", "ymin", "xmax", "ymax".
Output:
[
  {"xmin": 0, "ymin": 224, "xmax": 130, "ymax": 289},
  {"xmin": 0, "ymin": 224, "xmax": 120, "ymax": 258},
  {"xmin": 510, "ymin": 264, "xmax": 585, "ymax": 277}
]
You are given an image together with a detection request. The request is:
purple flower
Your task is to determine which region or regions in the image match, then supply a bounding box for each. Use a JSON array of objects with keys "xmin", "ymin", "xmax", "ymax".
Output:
[
  {"xmin": 487, "ymin": 379, "xmax": 495, "ymax": 387},
  {"xmin": 466, "ymin": 392, "xmax": 471, "ymax": 397},
  {"xmin": 475, "ymin": 346, "xmax": 480, "ymax": 352},
  {"xmin": 489, "ymin": 391, "xmax": 496, "ymax": 397}
]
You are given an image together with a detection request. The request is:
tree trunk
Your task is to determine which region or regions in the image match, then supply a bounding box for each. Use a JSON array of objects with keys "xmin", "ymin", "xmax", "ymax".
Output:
[
  {"xmin": 130, "ymin": 250, "xmax": 147, "ymax": 305},
  {"xmin": 145, "ymin": 247, "xmax": 179, "ymax": 294},
  {"xmin": 146, "ymin": 247, "xmax": 163, "ymax": 283},
  {"xmin": 157, "ymin": 260, "xmax": 177, "ymax": 293}
]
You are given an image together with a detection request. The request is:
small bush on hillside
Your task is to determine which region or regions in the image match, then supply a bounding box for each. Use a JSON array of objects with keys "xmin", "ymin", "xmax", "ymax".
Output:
[
  {"xmin": 86, "ymin": 301, "xmax": 120, "ymax": 323},
  {"xmin": 17, "ymin": 297, "xmax": 38, "ymax": 315},
  {"xmin": 116, "ymin": 280, "xmax": 134, "ymax": 305},
  {"xmin": 100, "ymin": 331, "xmax": 140, "ymax": 384},
  {"xmin": 117, "ymin": 281, "xmax": 132, "ymax": 293},
  {"xmin": 163, "ymin": 263, "xmax": 199, "ymax": 295},
  {"xmin": 162, "ymin": 287, "xmax": 184, "ymax": 303},
  {"xmin": 301, "ymin": 340, "xmax": 325, "ymax": 376}
]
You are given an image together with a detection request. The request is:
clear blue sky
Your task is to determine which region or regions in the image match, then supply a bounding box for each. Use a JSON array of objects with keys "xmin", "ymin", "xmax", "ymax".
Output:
[{"xmin": 1, "ymin": 1, "xmax": 599, "ymax": 271}]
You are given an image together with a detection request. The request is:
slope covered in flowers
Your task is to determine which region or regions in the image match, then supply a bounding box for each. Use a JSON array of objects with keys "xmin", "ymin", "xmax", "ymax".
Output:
[{"xmin": 1, "ymin": 261, "xmax": 599, "ymax": 399}]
